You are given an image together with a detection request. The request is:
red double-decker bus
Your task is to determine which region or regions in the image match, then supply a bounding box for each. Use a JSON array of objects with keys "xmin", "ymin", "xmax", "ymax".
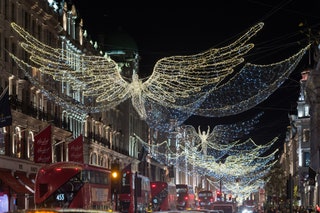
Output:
[
  {"xmin": 34, "ymin": 161, "xmax": 112, "ymax": 211},
  {"xmin": 150, "ymin": 181, "xmax": 177, "ymax": 211},
  {"xmin": 118, "ymin": 165, "xmax": 151, "ymax": 213}
]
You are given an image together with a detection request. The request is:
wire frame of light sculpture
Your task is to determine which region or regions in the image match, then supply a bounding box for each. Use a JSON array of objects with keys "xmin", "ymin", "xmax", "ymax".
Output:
[
  {"xmin": 143, "ymin": 44, "xmax": 309, "ymax": 132},
  {"xmin": 138, "ymin": 111, "xmax": 266, "ymax": 164},
  {"xmin": 10, "ymin": 22, "xmax": 264, "ymax": 119},
  {"xmin": 183, "ymin": 139, "xmax": 278, "ymax": 178},
  {"xmin": 10, "ymin": 22, "xmax": 304, "ymax": 121},
  {"xmin": 10, "ymin": 21, "xmax": 310, "ymax": 143},
  {"xmin": 136, "ymin": 123, "xmax": 278, "ymax": 179},
  {"xmin": 208, "ymin": 177, "xmax": 267, "ymax": 203}
]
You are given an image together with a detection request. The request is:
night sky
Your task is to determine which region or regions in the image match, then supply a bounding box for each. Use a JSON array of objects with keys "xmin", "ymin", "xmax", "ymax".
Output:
[{"xmin": 73, "ymin": 1, "xmax": 320, "ymax": 152}]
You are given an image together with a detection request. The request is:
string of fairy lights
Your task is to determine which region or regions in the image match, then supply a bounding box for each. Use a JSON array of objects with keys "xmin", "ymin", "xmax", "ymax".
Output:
[
  {"xmin": 144, "ymin": 45, "xmax": 309, "ymax": 132},
  {"xmin": 10, "ymin": 21, "xmax": 310, "ymax": 200},
  {"xmin": 153, "ymin": 113, "xmax": 276, "ymax": 198},
  {"xmin": 135, "ymin": 127, "xmax": 278, "ymax": 202},
  {"xmin": 10, "ymin": 22, "xmax": 309, "ymax": 132},
  {"xmin": 11, "ymin": 22, "xmax": 264, "ymax": 120},
  {"xmin": 135, "ymin": 129, "xmax": 277, "ymax": 177},
  {"xmin": 208, "ymin": 177, "xmax": 267, "ymax": 204}
]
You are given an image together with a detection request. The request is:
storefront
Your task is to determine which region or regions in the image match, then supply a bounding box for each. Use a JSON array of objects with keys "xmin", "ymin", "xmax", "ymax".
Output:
[{"xmin": 0, "ymin": 169, "xmax": 34, "ymax": 212}]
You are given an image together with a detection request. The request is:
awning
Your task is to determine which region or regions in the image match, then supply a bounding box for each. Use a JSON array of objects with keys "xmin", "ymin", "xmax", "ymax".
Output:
[
  {"xmin": 14, "ymin": 171, "xmax": 35, "ymax": 192},
  {"xmin": 0, "ymin": 169, "xmax": 30, "ymax": 194}
]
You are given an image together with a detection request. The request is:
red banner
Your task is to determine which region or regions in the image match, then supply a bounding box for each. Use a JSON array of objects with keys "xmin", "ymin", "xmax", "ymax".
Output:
[
  {"xmin": 34, "ymin": 125, "xmax": 52, "ymax": 163},
  {"xmin": 68, "ymin": 134, "xmax": 83, "ymax": 163}
]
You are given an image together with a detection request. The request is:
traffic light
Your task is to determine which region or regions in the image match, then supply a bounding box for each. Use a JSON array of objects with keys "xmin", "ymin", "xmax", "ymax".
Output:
[{"xmin": 216, "ymin": 191, "xmax": 222, "ymax": 200}]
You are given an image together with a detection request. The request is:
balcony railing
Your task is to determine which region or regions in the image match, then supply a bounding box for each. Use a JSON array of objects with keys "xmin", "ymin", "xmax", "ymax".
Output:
[{"xmin": 9, "ymin": 95, "xmax": 129, "ymax": 156}]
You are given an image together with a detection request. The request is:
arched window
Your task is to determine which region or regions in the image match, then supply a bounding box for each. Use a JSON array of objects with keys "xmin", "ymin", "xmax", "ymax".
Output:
[
  {"xmin": 90, "ymin": 152, "xmax": 97, "ymax": 165},
  {"xmin": 27, "ymin": 131, "xmax": 34, "ymax": 160},
  {"xmin": 13, "ymin": 126, "xmax": 22, "ymax": 158}
]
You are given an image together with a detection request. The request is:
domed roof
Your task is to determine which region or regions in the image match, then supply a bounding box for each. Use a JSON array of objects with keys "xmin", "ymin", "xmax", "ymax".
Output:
[{"xmin": 103, "ymin": 27, "xmax": 138, "ymax": 52}]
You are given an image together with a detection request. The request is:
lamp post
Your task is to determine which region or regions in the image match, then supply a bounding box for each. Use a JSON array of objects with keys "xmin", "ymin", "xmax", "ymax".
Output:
[{"xmin": 111, "ymin": 160, "xmax": 120, "ymax": 211}]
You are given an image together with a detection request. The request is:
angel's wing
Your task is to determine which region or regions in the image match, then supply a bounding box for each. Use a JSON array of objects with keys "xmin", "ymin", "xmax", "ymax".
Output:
[
  {"xmin": 207, "ymin": 112, "xmax": 264, "ymax": 145},
  {"xmin": 193, "ymin": 44, "xmax": 310, "ymax": 117},
  {"xmin": 142, "ymin": 22, "xmax": 264, "ymax": 105},
  {"xmin": 10, "ymin": 22, "xmax": 130, "ymax": 104}
]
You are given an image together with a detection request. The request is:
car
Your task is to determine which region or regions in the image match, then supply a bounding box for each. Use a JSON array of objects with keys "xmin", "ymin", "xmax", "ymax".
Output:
[{"xmin": 198, "ymin": 190, "xmax": 215, "ymax": 210}]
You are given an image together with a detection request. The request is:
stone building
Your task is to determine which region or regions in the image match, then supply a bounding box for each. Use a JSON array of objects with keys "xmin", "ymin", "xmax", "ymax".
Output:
[
  {"xmin": 278, "ymin": 47, "xmax": 320, "ymax": 209},
  {"xmin": 0, "ymin": 0, "xmax": 167, "ymax": 211},
  {"xmin": 305, "ymin": 51, "xmax": 320, "ymax": 208}
]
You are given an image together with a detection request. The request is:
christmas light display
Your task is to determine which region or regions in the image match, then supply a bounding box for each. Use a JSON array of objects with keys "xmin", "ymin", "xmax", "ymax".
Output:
[
  {"xmin": 9, "ymin": 21, "xmax": 310, "ymax": 198},
  {"xmin": 144, "ymin": 45, "xmax": 309, "ymax": 131},
  {"xmin": 135, "ymin": 120, "xmax": 278, "ymax": 199},
  {"xmin": 10, "ymin": 22, "xmax": 309, "ymax": 132},
  {"xmin": 138, "ymin": 134, "xmax": 277, "ymax": 178},
  {"xmin": 10, "ymin": 22, "xmax": 250, "ymax": 115}
]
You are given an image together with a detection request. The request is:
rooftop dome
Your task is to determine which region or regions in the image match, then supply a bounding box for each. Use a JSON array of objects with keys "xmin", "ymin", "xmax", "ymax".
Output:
[{"xmin": 102, "ymin": 27, "xmax": 138, "ymax": 52}]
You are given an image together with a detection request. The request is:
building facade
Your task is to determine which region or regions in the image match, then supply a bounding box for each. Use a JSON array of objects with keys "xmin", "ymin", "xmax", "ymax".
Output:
[
  {"xmin": 0, "ymin": 0, "xmax": 166, "ymax": 212},
  {"xmin": 277, "ymin": 63, "xmax": 320, "ymax": 210},
  {"xmin": 0, "ymin": 1, "xmax": 206, "ymax": 212}
]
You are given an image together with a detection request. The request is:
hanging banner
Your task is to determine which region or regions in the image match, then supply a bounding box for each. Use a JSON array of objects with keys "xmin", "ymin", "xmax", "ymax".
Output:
[
  {"xmin": 68, "ymin": 134, "xmax": 84, "ymax": 163},
  {"xmin": 34, "ymin": 125, "xmax": 52, "ymax": 163}
]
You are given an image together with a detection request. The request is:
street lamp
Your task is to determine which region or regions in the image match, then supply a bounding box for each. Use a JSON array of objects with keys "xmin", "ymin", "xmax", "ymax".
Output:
[{"xmin": 111, "ymin": 160, "xmax": 120, "ymax": 211}]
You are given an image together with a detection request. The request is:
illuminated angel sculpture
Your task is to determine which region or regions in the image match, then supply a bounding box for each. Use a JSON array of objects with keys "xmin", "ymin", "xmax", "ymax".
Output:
[
  {"xmin": 10, "ymin": 22, "xmax": 309, "ymax": 129},
  {"xmin": 198, "ymin": 126, "xmax": 210, "ymax": 155},
  {"xmin": 180, "ymin": 112, "xmax": 264, "ymax": 159},
  {"xmin": 137, "ymin": 112, "xmax": 264, "ymax": 162},
  {"xmin": 10, "ymin": 22, "xmax": 262, "ymax": 119}
]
